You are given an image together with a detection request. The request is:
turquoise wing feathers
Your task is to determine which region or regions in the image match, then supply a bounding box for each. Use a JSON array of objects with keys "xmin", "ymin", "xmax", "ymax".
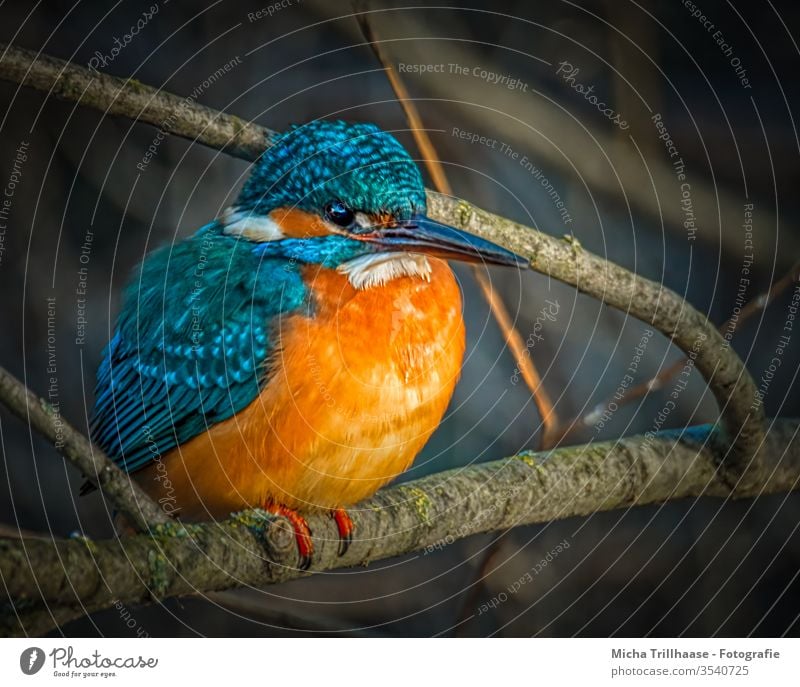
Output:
[{"xmin": 90, "ymin": 225, "xmax": 307, "ymax": 474}]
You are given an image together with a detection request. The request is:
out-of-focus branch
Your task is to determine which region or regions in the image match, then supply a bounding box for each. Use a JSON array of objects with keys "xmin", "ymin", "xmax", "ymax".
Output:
[
  {"xmin": 0, "ymin": 367, "xmax": 169, "ymax": 531},
  {"xmin": 354, "ymin": 10, "xmax": 454, "ymax": 197},
  {"xmin": 3, "ymin": 419, "xmax": 798, "ymax": 637},
  {"xmin": 472, "ymin": 269, "xmax": 559, "ymax": 442},
  {"xmin": 354, "ymin": 11, "xmax": 559, "ymax": 632}
]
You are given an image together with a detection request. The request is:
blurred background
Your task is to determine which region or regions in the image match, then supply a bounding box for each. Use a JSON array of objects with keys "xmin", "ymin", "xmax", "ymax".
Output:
[{"xmin": 1, "ymin": 0, "xmax": 799, "ymax": 637}]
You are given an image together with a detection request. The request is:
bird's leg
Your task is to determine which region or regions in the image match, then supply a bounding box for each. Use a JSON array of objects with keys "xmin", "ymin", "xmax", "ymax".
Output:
[
  {"xmin": 331, "ymin": 507, "xmax": 354, "ymax": 556},
  {"xmin": 263, "ymin": 503, "xmax": 313, "ymax": 570}
]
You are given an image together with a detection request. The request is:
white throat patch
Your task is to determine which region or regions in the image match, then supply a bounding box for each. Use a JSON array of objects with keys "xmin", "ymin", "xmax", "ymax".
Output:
[{"xmin": 338, "ymin": 252, "xmax": 432, "ymax": 289}]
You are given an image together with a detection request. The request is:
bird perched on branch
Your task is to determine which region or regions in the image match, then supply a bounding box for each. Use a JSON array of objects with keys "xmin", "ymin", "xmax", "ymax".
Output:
[{"xmin": 89, "ymin": 120, "xmax": 526, "ymax": 568}]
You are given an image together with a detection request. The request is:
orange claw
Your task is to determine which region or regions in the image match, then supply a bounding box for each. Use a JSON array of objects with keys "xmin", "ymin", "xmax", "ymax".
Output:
[
  {"xmin": 331, "ymin": 507, "xmax": 354, "ymax": 556},
  {"xmin": 264, "ymin": 503, "xmax": 313, "ymax": 570}
]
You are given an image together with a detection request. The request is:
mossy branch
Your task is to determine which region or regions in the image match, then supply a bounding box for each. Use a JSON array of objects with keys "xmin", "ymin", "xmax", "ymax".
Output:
[{"xmin": 3, "ymin": 420, "xmax": 798, "ymax": 636}]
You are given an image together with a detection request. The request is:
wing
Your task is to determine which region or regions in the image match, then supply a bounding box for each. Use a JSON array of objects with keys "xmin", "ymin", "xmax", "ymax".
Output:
[{"xmin": 90, "ymin": 226, "xmax": 307, "ymax": 474}]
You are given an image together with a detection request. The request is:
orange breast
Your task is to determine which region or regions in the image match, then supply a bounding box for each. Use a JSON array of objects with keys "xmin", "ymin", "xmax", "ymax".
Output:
[{"xmin": 137, "ymin": 258, "xmax": 465, "ymax": 519}]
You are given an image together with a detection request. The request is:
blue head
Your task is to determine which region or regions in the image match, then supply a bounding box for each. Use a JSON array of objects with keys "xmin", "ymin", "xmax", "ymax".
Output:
[{"xmin": 220, "ymin": 120, "xmax": 526, "ymax": 285}]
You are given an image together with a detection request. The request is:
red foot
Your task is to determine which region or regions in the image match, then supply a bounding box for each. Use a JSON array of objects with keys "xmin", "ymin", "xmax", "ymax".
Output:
[
  {"xmin": 264, "ymin": 503, "xmax": 313, "ymax": 570},
  {"xmin": 331, "ymin": 507, "xmax": 354, "ymax": 556}
]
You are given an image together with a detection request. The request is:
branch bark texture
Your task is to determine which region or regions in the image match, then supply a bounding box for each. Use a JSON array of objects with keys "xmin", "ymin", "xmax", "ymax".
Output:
[
  {"xmin": 0, "ymin": 43, "xmax": 276, "ymax": 158},
  {"xmin": 2, "ymin": 420, "xmax": 797, "ymax": 636}
]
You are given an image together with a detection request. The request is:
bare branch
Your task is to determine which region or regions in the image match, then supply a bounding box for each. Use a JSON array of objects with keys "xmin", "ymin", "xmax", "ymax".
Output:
[
  {"xmin": 0, "ymin": 42, "xmax": 273, "ymax": 160},
  {"xmin": 555, "ymin": 260, "xmax": 800, "ymax": 445},
  {"xmin": 426, "ymin": 192, "xmax": 766, "ymax": 478},
  {"xmin": 2, "ymin": 419, "xmax": 797, "ymax": 637}
]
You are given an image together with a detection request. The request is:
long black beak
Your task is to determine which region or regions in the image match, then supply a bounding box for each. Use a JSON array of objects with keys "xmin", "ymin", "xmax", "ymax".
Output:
[{"xmin": 366, "ymin": 215, "xmax": 528, "ymax": 268}]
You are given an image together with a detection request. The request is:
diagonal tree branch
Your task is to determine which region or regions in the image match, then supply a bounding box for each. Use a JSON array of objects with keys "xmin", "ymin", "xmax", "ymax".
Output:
[
  {"xmin": 424, "ymin": 193, "xmax": 766, "ymax": 478},
  {"xmin": 0, "ymin": 43, "xmax": 274, "ymax": 158},
  {"xmin": 0, "ymin": 367, "xmax": 168, "ymax": 531},
  {"xmin": 2, "ymin": 419, "xmax": 798, "ymax": 637},
  {"xmin": 554, "ymin": 260, "xmax": 800, "ymax": 445},
  {"xmin": 0, "ymin": 41, "xmax": 765, "ymax": 478}
]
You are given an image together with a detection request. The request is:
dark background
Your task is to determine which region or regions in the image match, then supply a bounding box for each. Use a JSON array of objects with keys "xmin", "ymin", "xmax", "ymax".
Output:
[{"xmin": 1, "ymin": 0, "xmax": 798, "ymax": 637}]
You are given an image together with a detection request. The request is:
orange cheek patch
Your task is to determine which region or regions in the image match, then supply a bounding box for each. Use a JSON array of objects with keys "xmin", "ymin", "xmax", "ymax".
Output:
[{"xmin": 269, "ymin": 207, "xmax": 332, "ymax": 238}]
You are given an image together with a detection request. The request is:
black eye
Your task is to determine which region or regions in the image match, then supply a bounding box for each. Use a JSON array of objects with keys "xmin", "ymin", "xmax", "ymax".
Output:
[{"xmin": 324, "ymin": 200, "xmax": 355, "ymax": 228}]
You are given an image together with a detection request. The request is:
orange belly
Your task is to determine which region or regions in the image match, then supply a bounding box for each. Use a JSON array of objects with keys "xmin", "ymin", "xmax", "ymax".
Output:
[{"xmin": 136, "ymin": 257, "xmax": 465, "ymax": 519}]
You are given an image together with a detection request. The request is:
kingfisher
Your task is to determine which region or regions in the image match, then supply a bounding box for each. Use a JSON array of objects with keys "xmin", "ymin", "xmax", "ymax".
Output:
[{"xmin": 89, "ymin": 120, "xmax": 526, "ymax": 568}]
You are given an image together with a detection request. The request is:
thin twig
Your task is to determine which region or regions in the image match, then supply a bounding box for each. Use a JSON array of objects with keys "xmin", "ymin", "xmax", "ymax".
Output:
[
  {"xmin": 354, "ymin": 9, "xmax": 561, "ymax": 445},
  {"xmin": 473, "ymin": 270, "xmax": 559, "ymax": 441},
  {"xmin": 353, "ymin": 16, "xmax": 560, "ymax": 632},
  {"xmin": 554, "ymin": 260, "xmax": 800, "ymax": 444},
  {"xmin": 354, "ymin": 8, "xmax": 454, "ymax": 196}
]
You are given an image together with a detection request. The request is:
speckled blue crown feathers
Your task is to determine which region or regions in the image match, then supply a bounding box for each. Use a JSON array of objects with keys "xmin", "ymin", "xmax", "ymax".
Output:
[{"xmin": 236, "ymin": 120, "xmax": 426, "ymax": 219}]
